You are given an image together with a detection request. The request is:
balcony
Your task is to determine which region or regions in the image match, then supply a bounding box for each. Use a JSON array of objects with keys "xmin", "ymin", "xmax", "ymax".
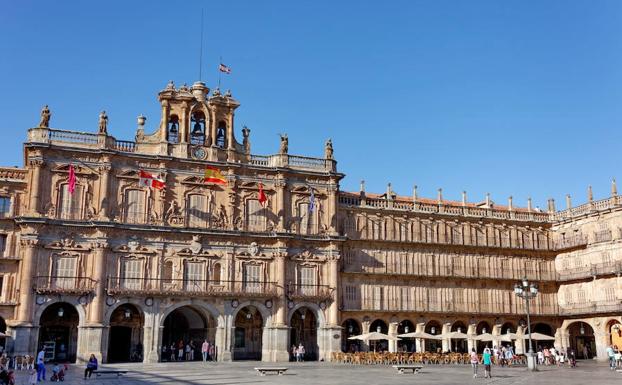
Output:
[
  {"xmin": 33, "ymin": 276, "xmax": 96, "ymax": 295},
  {"xmin": 554, "ymin": 234, "xmax": 588, "ymax": 250},
  {"xmin": 286, "ymin": 283, "xmax": 333, "ymax": 302},
  {"xmin": 593, "ymin": 229, "xmax": 613, "ymax": 244},
  {"xmin": 559, "ymin": 301, "xmax": 622, "ymax": 315},
  {"xmin": 106, "ymin": 277, "xmax": 278, "ymax": 298},
  {"xmin": 558, "ymin": 261, "xmax": 622, "ymax": 281}
]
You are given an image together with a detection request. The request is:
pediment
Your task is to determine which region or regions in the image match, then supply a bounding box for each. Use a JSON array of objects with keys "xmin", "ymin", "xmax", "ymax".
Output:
[
  {"xmin": 116, "ymin": 169, "xmax": 140, "ymax": 179},
  {"xmin": 52, "ymin": 164, "xmax": 95, "ymax": 176}
]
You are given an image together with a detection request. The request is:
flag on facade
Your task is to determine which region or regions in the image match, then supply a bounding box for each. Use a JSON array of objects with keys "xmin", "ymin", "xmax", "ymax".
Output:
[
  {"xmin": 139, "ymin": 170, "xmax": 165, "ymax": 189},
  {"xmin": 218, "ymin": 63, "xmax": 232, "ymax": 74},
  {"xmin": 309, "ymin": 188, "xmax": 315, "ymax": 212},
  {"xmin": 68, "ymin": 165, "xmax": 76, "ymax": 194},
  {"xmin": 258, "ymin": 183, "xmax": 267, "ymax": 206},
  {"xmin": 204, "ymin": 166, "xmax": 227, "ymax": 185}
]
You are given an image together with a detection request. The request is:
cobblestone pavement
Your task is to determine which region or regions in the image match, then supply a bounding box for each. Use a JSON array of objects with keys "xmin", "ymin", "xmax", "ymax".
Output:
[{"xmin": 9, "ymin": 360, "xmax": 620, "ymax": 385}]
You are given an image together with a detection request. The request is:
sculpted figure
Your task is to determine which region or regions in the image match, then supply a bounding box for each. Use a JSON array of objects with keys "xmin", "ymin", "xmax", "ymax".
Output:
[
  {"xmin": 39, "ymin": 105, "xmax": 51, "ymax": 127},
  {"xmin": 242, "ymin": 126, "xmax": 251, "ymax": 154},
  {"xmin": 325, "ymin": 139, "xmax": 333, "ymax": 159},
  {"xmin": 98, "ymin": 111, "xmax": 108, "ymax": 134},
  {"xmin": 279, "ymin": 134, "xmax": 288, "ymax": 154}
]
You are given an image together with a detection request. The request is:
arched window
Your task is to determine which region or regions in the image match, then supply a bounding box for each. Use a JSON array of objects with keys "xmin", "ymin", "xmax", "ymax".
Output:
[
  {"xmin": 125, "ymin": 189, "xmax": 146, "ymax": 224},
  {"xmin": 168, "ymin": 115, "xmax": 179, "ymax": 143},
  {"xmin": 246, "ymin": 199, "xmax": 266, "ymax": 232},
  {"xmin": 190, "ymin": 111, "xmax": 206, "ymax": 145},
  {"xmin": 215, "ymin": 121, "xmax": 226, "ymax": 148},
  {"xmin": 58, "ymin": 183, "xmax": 82, "ymax": 220},
  {"xmin": 187, "ymin": 194, "xmax": 209, "ymax": 227}
]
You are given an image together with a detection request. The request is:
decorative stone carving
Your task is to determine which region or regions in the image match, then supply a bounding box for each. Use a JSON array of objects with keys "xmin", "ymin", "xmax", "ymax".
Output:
[
  {"xmin": 248, "ymin": 242, "xmax": 259, "ymax": 256},
  {"xmin": 98, "ymin": 111, "xmax": 108, "ymax": 134},
  {"xmin": 325, "ymin": 139, "xmax": 333, "ymax": 160},
  {"xmin": 279, "ymin": 134, "xmax": 288, "ymax": 154},
  {"xmin": 190, "ymin": 235, "xmax": 202, "ymax": 255},
  {"xmin": 39, "ymin": 105, "xmax": 51, "ymax": 128}
]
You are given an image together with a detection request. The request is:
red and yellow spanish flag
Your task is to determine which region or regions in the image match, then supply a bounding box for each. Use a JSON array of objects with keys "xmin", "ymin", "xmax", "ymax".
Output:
[{"xmin": 204, "ymin": 166, "xmax": 227, "ymax": 185}]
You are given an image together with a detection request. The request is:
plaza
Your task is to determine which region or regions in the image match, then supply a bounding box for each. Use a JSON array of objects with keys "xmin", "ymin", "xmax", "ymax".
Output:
[{"xmin": 6, "ymin": 360, "xmax": 619, "ymax": 385}]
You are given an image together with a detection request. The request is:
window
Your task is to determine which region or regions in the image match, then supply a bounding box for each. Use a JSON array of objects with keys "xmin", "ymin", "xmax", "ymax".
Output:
[
  {"xmin": 0, "ymin": 234, "xmax": 6, "ymax": 256},
  {"xmin": 59, "ymin": 184, "xmax": 82, "ymax": 220},
  {"xmin": 212, "ymin": 263, "xmax": 221, "ymax": 284},
  {"xmin": 125, "ymin": 189, "xmax": 146, "ymax": 224},
  {"xmin": 162, "ymin": 261, "xmax": 173, "ymax": 284},
  {"xmin": 243, "ymin": 263, "xmax": 262, "ymax": 293},
  {"xmin": 54, "ymin": 256, "xmax": 77, "ymax": 290},
  {"xmin": 298, "ymin": 266, "xmax": 316, "ymax": 296},
  {"xmin": 184, "ymin": 261, "xmax": 205, "ymax": 292},
  {"xmin": 121, "ymin": 258, "xmax": 142, "ymax": 290},
  {"xmin": 246, "ymin": 199, "xmax": 266, "ymax": 231},
  {"xmin": 605, "ymin": 287, "xmax": 616, "ymax": 301},
  {"xmin": 0, "ymin": 197, "xmax": 10, "ymax": 217},
  {"xmin": 298, "ymin": 203, "xmax": 315, "ymax": 235},
  {"xmin": 190, "ymin": 112, "xmax": 206, "ymax": 145},
  {"xmin": 373, "ymin": 286, "xmax": 384, "ymax": 310},
  {"xmin": 216, "ymin": 121, "xmax": 226, "ymax": 148},
  {"xmin": 577, "ymin": 289, "xmax": 586, "ymax": 304},
  {"xmin": 0, "ymin": 275, "xmax": 4, "ymax": 302},
  {"xmin": 187, "ymin": 194, "xmax": 208, "ymax": 227},
  {"xmin": 602, "ymin": 252, "xmax": 612, "ymax": 265},
  {"xmin": 168, "ymin": 115, "xmax": 179, "ymax": 143}
]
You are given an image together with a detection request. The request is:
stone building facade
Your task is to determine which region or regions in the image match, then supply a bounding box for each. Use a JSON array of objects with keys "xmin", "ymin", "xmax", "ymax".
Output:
[{"xmin": 0, "ymin": 80, "xmax": 619, "ymax": 363}]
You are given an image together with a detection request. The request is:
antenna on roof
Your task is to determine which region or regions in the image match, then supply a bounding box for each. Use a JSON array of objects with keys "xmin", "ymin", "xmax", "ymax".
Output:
[{"xmin": 198, "ymin": 8, "xmax": 204, "ymax": 81}]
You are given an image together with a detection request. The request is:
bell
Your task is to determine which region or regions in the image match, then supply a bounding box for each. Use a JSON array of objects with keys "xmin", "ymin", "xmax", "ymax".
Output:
[
  {"xmin": 192, "ymin": 121, "xmax": 203, "ymax": 135},
  {"xmin": 169, "ymin": 122, "xmax": 178, "ymax": 134}
]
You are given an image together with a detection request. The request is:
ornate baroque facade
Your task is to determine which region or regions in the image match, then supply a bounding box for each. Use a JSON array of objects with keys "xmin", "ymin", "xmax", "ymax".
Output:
[{"xmin": 0, "ymin": 81, "xmax": 619, "ymax": 363}]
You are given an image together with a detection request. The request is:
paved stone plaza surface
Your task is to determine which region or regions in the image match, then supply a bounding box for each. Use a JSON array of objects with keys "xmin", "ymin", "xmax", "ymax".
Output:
[{"xmin": 8, "ymin": 361, "xmax": 621, "ymax": 385}]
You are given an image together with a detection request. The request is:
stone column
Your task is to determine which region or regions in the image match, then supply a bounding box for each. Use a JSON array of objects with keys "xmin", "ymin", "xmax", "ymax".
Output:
[
  {"xmin": 327, "ymin": 181, "xmax": 339, "ymax": 235},
  {"xmin": 361, "ymin": 320, "xmax": 371, "ymax": 352},
  {"xmin": 97, "ymin": 163, "xmax": 111, "ymax": 220},
  {"xmin": 269, "ymin": 251, "xmax": 290, "ymax": 362},
  {"xmin": 388, "ymin": 322, "xmax": 398, "ymax": 352},
  {"xmin": 492, "ymin": 324, "xmax": 501, "ymax": 351},
  {"xmin": 17, "ymin": 237, "xmax": 38, "ymax": 323},
  {"xmin": 328, "ymin": 254, "xmax": 340, "ymax": 326},
  {"xmin": 442, "ymin": 323, "xmax": 451, "ymax": 352},
  {"xmin": 415, "ymin": 323, "xmax": 424, "ymax": 352},
  {"xmin": 467, "ymin": 323, "xmax": 476, "ymax": 352},
  {"xmin": 275, "ymin": 177, "xmax": 286, "ymax": 231},
  {"xmin": 28, "ymin": 159, "xmax": 44, "ymax": 216}
]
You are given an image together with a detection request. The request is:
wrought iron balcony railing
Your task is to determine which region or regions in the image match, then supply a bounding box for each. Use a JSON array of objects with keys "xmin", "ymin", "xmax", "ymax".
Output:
[
  {"xmin": 286, "ymin": 283, "xmax": 333, "ymax": 301},
  {"xmin": 106, "ymin": 277, "xmax": 278, "ymax": 298},
  {"xmin": 33, "ymin": 276, "xmax": 97, "ymax": 295}
]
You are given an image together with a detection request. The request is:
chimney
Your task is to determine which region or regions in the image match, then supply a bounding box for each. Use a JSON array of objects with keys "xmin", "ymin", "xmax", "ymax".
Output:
[
  {"xmin": 547, "ymin": 198, "xmax": 555, "ymax": 213},
  {"xmin": 437, "ymin": 188, "xmax": 443, "ymax": 204},
  {"xmin": 461, "ymin": 191, "xmax": 467, "ymax": 207},
  {"xmin": 508, "ymin": 196, "xmax": 513, "ymax": 211},
  {"xmin": 527, "ymin": 197, "xmax": 533, "ymax": 212}
]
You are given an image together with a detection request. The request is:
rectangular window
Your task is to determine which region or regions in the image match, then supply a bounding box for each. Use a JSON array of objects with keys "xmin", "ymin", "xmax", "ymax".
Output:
[
  {"xmin": 577, "ymin": 289, "xmax": 586, "ymax": 304},
  {"xmin": 0, "ymin": 197, "xmax": 10, "ymax": 218},
  {"xmin": 125, "ymin": 190, "xmax": 146, "ymax": 224},
  {"xmin": 243, "ymin": 264, "xmax": 262, "ymax": 293},
  {"xmin": 298, "ymin": 203, "xmax": 315, "ymax": 235},
  {"xmin": 373, "ymin": 286, "xmax": 384, "ymax": 310},
  {"xmin": 246, "ymin": 199, "xmax": 266, "ymax": 231},
  {"xmin": 184, "ymin": 261, "xmax": 205, "ymax": 292},
  {"xmin": 299, "ymin": 266, "xmax": 316, "ymax": 296},
  {"xmin": 54, "ymin": 256, "xmax": 77, "ymax": 290},
  {"xmin": 187, "ymin": 195, "xmax": 208, "ymax": 227},
  {"xmin": 605, "ymin": 287, "xmax": 616, "ymax": 301},
  {"xmin": 0, "ymin": 275, "xmax": 5, "ymax": 302},
  {"xmin": 59, "ymin": 185, "xmax": 82, "ymax": 220},
  {"xmin": 0, "ymin": 234, "xmax": 6, "ymax": 257},
  {"xmin": 121, "ymin": 259, "xmax": 142, "ymax": 290}
]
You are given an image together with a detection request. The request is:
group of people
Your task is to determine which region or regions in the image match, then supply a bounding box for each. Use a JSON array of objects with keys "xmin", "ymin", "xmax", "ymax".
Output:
[
  {"xmin": 536, "ymin": 346, "xmax": 577, "ymax": 367},
  {"xmin": 162, "ymin": 339, "xmax": 217, "ymax": 362},
  {"xmin": 291, "ymin": 343, "xmax": 306, "ymax": 362},
  {"xmin": 606, "ymin": 344, "xmax": 622, "ymax": 370}
]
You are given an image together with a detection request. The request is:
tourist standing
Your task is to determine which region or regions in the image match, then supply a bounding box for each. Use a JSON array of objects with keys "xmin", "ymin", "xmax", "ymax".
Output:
[
  {"xmin": 607, "ymin": 345, "xmax": 615, "ymax": 370},
  {"xmin": 177, "ymin": 340, "xmax": 184, "ymax": 361},
  {"xmin": 470, "ymin": 348, "xmax": 479, "ymax": 378},
  {"xmin": 202, "ymin": 340, "xmax": 209, "ymax": 362},
  {"xmin": 84, "ymin": 353, "xmax": 98, "ymax": 379},
  {"xmin": 582, "ymin": 345, "xmax": 588, "ymax": 360},
  {"xmin": 483, "ymin": 347, "xmax": 492, "ymax": 378},
  {"xmin": 189, "ymin": 340, "xmax": 196, "ymax": 361},
  {"xmin": 170, "ymin": 343, "xmax": 176, "ymax": 361},
  {"xmin": 36, "ymin": 348, "xmax": 45, "ymax": 382},
  {"xmin": 297, "ymin": 343, "xmax": 305, "ymax": 362}
]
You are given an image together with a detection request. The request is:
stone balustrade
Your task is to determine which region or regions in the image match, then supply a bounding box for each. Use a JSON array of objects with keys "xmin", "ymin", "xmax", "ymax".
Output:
[
  {"xmin": 559, "ymin": 300, "xmax": 622, "ymax": 315},
  {"xmin": 0, "ymin": 167, "xmax": 27, "ymax": 182},
  {"xmin": 557, "ymin": 261, "xmax": 622, "ymax": 282}
]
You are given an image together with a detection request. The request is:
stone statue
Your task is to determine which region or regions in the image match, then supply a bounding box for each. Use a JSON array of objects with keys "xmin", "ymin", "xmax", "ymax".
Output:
[
  {"xmin": 279, "ymin": 134, "xmax": 288, "ymax": 154},
  {"xmin": 98, "ymin": 111, "xmax": 108, "ymax": 134},
  {"xmin": 325, "ymin": 139, "xmax": 333, "ymax": 159},
  {"xmin": 39, "ymin": 105, "xmax": 51, "ymax": 128},
  {"xmin": 166, "ymin": 80, "xmax": 175, "ymax": 90},
  {"xmin": 166, "ymin": 200, "xmax": 179, "ymax": 219},
  {"xmin": 242, "ymin": 126, "xmax": 251, "ymax": 154}
]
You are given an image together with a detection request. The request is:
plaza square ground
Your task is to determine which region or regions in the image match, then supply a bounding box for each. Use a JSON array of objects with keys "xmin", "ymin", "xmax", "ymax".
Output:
[{"xmin": 9, "ymin": 360, "xmax": 621, "ymax": 385}]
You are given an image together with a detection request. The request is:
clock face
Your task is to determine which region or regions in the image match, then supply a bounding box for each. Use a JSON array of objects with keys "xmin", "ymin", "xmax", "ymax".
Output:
[{"xmin": 193, "ymin": 147, "xmax": 207, "ymax": 160}]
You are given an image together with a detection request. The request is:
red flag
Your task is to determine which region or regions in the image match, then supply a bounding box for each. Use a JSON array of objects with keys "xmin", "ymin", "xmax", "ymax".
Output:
[
  {"xmin": 68, "ymin": 165, "xmax": 76, "ymax": 194},
  {"xmin": 258, "ymin": 183, "xmax": 267, "ymax": 206},
  {"xmin": 139, "ymin": 170, "xmax": 165, "ymax": 190}
]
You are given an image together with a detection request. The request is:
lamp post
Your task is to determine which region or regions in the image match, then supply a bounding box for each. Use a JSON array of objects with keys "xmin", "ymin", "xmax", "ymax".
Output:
[{"xmin": 514, "ymin": 278, "xmax": 539, "ymax": 371}]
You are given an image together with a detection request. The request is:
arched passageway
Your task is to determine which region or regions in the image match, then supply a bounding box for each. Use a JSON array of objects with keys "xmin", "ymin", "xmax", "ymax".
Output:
[
  {"xmin": 397, "ymin": 320, "xmax": 415, "ymax": 352},
  {"xmin": 425, "ymin": 321, "xmax": 442, "ymax": 352},
  {"xmin": 290, "ymin": 307, "xmax": 318, "ymax": 361},
  {"xmin": 568, "ymin": 322, "xmax": 596, "ymax": 359},
  {"xmin": 607, "ymin": 319, "xmax": 622, "ymax": 348},
  {"xmin": 450, "ymin": 321, "xmax": 468, "ymax": 353},
  {"xmin": 233, "ymin": 306, "xmax": 263, "ymax": 360},
  {"xmin": 38, "ymin": 302, "xmax": 79, "ymax": 363},
  {"xmin": 0, "ymin": 317, "xmax": 6, "ymax": 353},
  {"xmin": 529, "ymin": 323, "xmax": 555, "ymax": 352},
  {"xmin": 369, "ymin": 319, "xmax": 388, "ymax": 352},
  {"xmin": 475, "ymin": 321, "xmax": 491, "ymax": 353},
  {"xmin": 342, "ymin": 319, "xmax": 361, "ymax": 352},
  {"xmin": 162, "ymin": 306, "xmax": 215, "ymax": 362},
  {"xmin": 108, "ymin": 304, "xmax": 144, "ymax": 363}
]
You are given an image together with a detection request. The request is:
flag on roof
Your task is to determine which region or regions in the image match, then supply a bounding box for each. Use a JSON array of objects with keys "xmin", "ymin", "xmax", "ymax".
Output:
[
  {"xmin": 68, "ymin": 165, "xmax": 76, "ymax": 194},
  {"xmin": 308, "ymin": 188, "xmax": 315, "ymax": 213},
  {"xmin": 204, "ymin": 166, "xmax": 227, "ymax": 185},
  {"xmin": 139, "ymin": 170, "xmax": 165, "ymax": 189},
  {"xmin": 219, "ymin": 63, "xmax": 231, "ymax": 74},
  {"xmin": 258, "ymin": 183, "xmax": 267, "ymax": 206}
]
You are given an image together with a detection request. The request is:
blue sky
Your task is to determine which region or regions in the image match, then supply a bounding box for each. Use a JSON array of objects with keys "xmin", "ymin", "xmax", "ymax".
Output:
[{"xmin": 2, "ymin": 0, "xmax": 621, "ymax": 209}]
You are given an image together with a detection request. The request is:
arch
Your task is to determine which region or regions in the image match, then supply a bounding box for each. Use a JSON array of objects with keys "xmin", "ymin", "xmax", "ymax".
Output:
[
  {"xmin": 190, "ymin": 111, "xmax": 206, "ymax": 145},
  {"xmin": 289, "ymin": 306, "xmax": 318, "ymax": 361},
  {"xmin": 168, "ymin": 114, "xmax": 179, "ymax": 143},
  {"xmin": 606, "ymin": 319, "xmax": 622, "ymax": 348},
  {"xmin": 475, "ymin": 321, "xmax": 492, "ymax": 353},
  {"xmin": 233, "ymin": 305, "xmax": 264, "ymax": 360},
  {"xmin": 215, "ymin": 121, "xmax": 227, "ymax": 148},
  {"xmin": 424, "ymin": 320, "xmax": 442, "ymax": 352},
  {"xmin": 230, "ymin": 300, "xmax": 271, "ymax": 327},
  {"xmin": 342, "ymin": 318, "xmax": 361, "ymax": 352},
  {"xmin": 529, "ymin": 322, "xmax": 555, "ymax": 352},
  {"xmin": 500, "ymin": 321, "xmax": 516, "ymax": 335},
  {"xmin": 38, "ymin": 302, "xmax": 80, "ymax": 363},
  {"xmin": 161, "ymin": 305, "xmax": 216, "ymax": 362},
  {"xmin": 567, "ymin": 321, "xmax": 596, "ymax": 359},
  {"xmin": 368, "ymin": 319, "xmax": 388, "ymax": 352},
  {"xmin": 0, "ymin": 316, "xmax": 6, "ymax": 352},
  {"xmin": 107, "ymin": 303, "xmax": 144, "ymax": 363},
  {"xmin": 450, "ymin": 320, "xmax": 468, "ymax": 353},
  {"xmin": 397, "ymin": 319, "xmax": 415, "ymax": 352},
  {"xmin": 103, "ymin": 300, "xmax": 145, "ymax": 325},
  {"xmin": 159, "ymin": 300, "xmax": 221, "ymax": 327}
]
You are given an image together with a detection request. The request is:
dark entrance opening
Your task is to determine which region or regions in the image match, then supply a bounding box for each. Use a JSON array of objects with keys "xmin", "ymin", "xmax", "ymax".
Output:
[
  {"xmin": 233, "ymin": 306, "xmax": 263, "ymax": 360},
  {"xmin": 38, "ymin": 302, "xmax": 79, "ymax": 363},
  {"xmin": 162, "ymin": 306, "xmax": 214, "ymax": 362},
  {"xmin": 290, "ymin": 307, "xmax": 318, "ymax": 361},
  {"xmin": 107, "ymin": 304, "xmax": 143, "ymax": 363}
]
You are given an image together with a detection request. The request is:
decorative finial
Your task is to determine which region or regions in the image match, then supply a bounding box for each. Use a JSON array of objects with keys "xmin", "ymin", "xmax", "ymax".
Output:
[
  {"xmin": 508, "ymin": 196, "xmax": 513, "ymax": 211},
  {"xmin": 386, "ymin": 183, "xmax": 392, "ymax": 198},
  {"xmin": 437, "ymin": 188, "xmax": 443, "ymax": 203},
  {"xmin": 225, "ymin": 89, "xmax": 232, "ymax": 97},
  {"xmin": 462, "ymin": 191, "xmax": 467, "ymax": 206},
  {"xmin": 324, "ymin": 139, "xmax": 333, "ymax": 160},
  {"xmin": 485, "ymin": 193, "xmax": 491, "ymax": 207},
  {"xmin": 360, "ymin": 180, "xmax": 366, "ymax": 193},
  {"xmin": 612, "ymin": 179, "xmax": 617, "ymax": 197},
  {"xmin": 137, "ymin": 114, "xmax": 146, "ymax": 127},
  {"xmin": 588, "ymin": 185, "xmax": 593, "ymax": 202},
  {"xmin": 547, "ymin": 198, "xmax": 556, "ymax": 213},
  {"xmin": 527, "ymin": 197, "xmax": 533, "ymax": 212},
  {"xmin": 166, "ymin": 80, "xmax": 175, "ymax": 90},
  {"xmin": 566, "ymin": 194, "xmax": 572, "ymax": 209},
  {"xmin": 412, "ymin": 185, "xmax": 418, "ymax": 202}
]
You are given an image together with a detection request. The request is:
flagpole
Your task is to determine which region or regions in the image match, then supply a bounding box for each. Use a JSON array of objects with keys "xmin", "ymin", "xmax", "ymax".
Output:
[
  {"xmin": 218, "ymin": 55, "xmax": 222, "ymax": 89},
  {"xmin": 198, "ymin": 8, "xmax": 204, "ymax": 81}
]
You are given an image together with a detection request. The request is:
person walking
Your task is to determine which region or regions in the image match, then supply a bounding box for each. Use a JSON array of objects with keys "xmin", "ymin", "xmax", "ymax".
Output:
[
  {"xmin": 483, "ymin": 347, "xmax": 492, "ymax": 378},
  {"xmin": 607, "ymin": 345, "xmax": 615, "ymax": 370},
  {"xmin": 84, "ymin": 353, "xmax": 98, "ymax": 379},
  {"xmin": 202, "ymin": 340, "xmax": 209, "ymax": 362},
  {"xmin": 36, "ymin": 348, "xmax": 46, "ymax": 382},
  {"xmin": 297, "ymin": 343, "xmax": 305, "ymax": 362},
  {"xmin": 470, "ymin": 348, "xmax": 479, "ymax": 378}
]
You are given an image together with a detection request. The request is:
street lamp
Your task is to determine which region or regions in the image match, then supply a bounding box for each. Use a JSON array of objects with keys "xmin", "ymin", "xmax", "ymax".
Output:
[{"xmin": 514, "ymin": 278, "xmax": 539, "ymax": 371}]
